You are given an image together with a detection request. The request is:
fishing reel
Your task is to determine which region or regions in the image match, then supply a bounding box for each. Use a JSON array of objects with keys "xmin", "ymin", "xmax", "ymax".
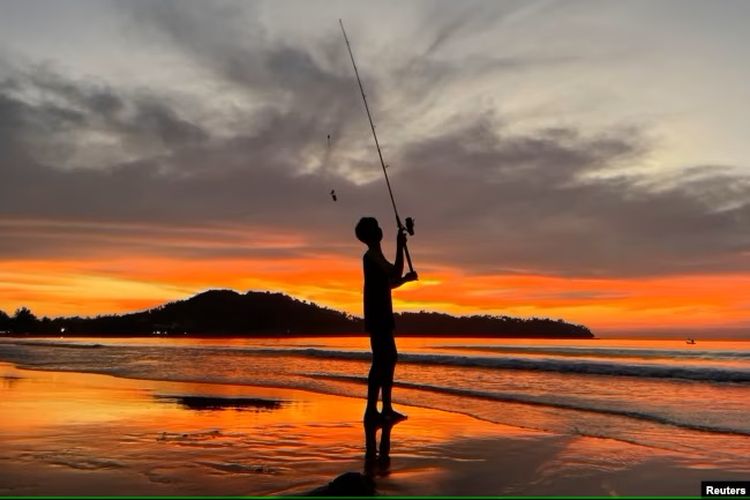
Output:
[{"xmin": 405, "ymin": 217, "xmax": 415, "ymax": 236}]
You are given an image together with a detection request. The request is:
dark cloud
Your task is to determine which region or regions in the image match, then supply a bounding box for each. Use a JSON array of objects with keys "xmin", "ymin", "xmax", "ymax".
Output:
[
  {"xmin": 395, "ymin": 118, "xmax": 750, "ymax": 277},
  {"xmin": 418, "ymin": 0, "xmax": 508, "ymax": 57},
  {"xmin": 126, "ymin": 0, "xmax": 366, "ymax": 134},
  {"xmin": 0, "ymin": 61, "xmax": 380, "ymax": 257},
  {"xmin": 0, "ymin": 2, "xmax": 749, "ymax": 279},
  {"xmin": 0, "ymin": 64, "xmax": 209, "ymax": 176}
]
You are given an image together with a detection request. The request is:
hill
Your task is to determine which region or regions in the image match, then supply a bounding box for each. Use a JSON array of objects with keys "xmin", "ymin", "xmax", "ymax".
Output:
[{"xmin": 0, "ymin": 289, "xmax": 594, "ymax": 338}]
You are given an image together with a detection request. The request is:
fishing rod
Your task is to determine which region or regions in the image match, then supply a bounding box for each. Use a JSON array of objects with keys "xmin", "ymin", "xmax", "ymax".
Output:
[{"xmin": 339, "ymin": 19, "xmax": 416, "ymax": 273}]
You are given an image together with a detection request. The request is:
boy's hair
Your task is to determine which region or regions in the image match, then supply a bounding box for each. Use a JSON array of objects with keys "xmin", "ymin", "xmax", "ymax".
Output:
[{"xmin": 355, "ymin": 217, "xmax": 379, "ymax": 244}]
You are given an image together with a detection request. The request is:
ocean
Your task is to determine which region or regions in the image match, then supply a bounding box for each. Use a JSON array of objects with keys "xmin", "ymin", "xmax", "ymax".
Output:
[{"xmin": 0, "ymin": 336, "xmax": 748, "ymax": 473}]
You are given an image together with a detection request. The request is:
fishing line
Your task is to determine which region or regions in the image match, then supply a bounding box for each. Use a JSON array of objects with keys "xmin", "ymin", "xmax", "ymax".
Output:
[{"xmin": 339, "ymin": 19, "xmax": 416, "ymax": 272}]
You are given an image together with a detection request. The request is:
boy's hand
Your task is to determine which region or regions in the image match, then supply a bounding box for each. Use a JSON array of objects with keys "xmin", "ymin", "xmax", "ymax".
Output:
[
  {"xmin": 403, "ymin": 271, "xmax": 418, "ymax": 282},
  {"xmin": 397, "ymin": 228, "xmax": 408, "ymax": 247}
]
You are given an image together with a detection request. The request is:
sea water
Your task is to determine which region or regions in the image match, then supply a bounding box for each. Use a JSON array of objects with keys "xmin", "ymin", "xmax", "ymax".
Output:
[{"xmin": 0, "ymin": 336, "xmax": 748, "ymax": 472}]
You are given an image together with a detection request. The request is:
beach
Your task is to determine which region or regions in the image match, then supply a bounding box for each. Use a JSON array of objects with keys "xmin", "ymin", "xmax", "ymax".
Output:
[
  {"xmin": 3, "ymin": 1, "xmax": 750, "ymax": 496},
  {"xmin": 0, "ymin": 361, "xmax": 539, "ymax": 496},
  {"xmin": 0, "ymin": 337, "xmax": 749, "ymax": 496}
]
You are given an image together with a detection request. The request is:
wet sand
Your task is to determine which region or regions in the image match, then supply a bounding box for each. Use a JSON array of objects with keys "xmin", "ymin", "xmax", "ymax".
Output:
[{"xmin": 0, "ymin": 362, "xmax": 745, "ymax": 496}]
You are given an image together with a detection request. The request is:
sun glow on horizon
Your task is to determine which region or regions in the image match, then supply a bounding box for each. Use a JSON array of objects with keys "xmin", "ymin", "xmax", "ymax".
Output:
[{"xmin": 2, "ymin": 254, "xmax": 749, "ymax": 332}]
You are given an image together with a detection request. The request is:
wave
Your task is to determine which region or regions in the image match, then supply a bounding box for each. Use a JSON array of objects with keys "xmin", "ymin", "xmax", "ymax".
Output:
[
  {"xmin": 0, "ymin": 339, "xmax": 103, "ymax": 349},
  {"xmin": 7, "ymin": 353, "xmax": 749, "ymax": 441},
  {"xmin": 302, "ymin": 372, "xmax": 750, "ymax": 438},
  {"xmin": 3, "ymin": 340, "xmax": 749, "ymax": 383},
  {"xmin": 195, "ymin": 346, "xmax": 750, "ymax": 383},
  {"xmin": 429, "ymin": 344, "xmax": 750, "ymax": 360}
]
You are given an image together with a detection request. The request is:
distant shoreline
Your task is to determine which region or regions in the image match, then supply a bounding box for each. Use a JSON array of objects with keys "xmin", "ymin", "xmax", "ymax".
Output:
[
  {"xmin": 1, "ymin": 332, "xmax": 596, "ymax": 339},
  {"xmin": 0, "ymin": 288, "xmax": 595, "ymax": 339}
]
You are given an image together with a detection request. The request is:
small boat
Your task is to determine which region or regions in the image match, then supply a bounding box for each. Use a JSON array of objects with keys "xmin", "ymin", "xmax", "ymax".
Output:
[{"xmin": 686, "ymin": 338, "xmax": 696, "ymax": 345}]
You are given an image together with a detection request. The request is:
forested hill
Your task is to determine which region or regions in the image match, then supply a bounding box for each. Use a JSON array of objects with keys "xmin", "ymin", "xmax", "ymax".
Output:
[{"xmin": 1, "ymin": 289, "xmax": 594, "ymax": 338}]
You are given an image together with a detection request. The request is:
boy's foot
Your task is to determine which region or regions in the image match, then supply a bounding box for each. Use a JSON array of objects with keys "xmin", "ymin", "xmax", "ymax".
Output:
[{"xmin": 381, "ymin": 409, "xmax": 407, "ymax": 422}]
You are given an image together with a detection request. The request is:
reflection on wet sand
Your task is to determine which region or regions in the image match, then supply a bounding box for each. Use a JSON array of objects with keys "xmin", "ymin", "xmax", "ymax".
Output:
[
  {"xmin": 307, "ymin": 419, "xmax": 399, "ymax": 496},
  {"xmin": 155, "ymin": 394, "xmax": 286, "ymax": 411},
  {"xmin": 6, "ymin": 361, "xmax": 741, "ymax": 496},
  {"xmin": 364, "ymin": 416, "xmax": 400, "ymax": 479},
  {"xmin": 2, "ymin": 374, "xmax": 22, "ymax": 389}
]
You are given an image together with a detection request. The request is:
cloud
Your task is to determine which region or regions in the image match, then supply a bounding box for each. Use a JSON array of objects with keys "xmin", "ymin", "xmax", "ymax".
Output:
[
  {"xmin": 0, "ymin": 59, "xmax": 380, "ymax": 260},
  {"xmin": 1, "ymin": 2, "xmax": 749, "ymax": 281},
  {"xmin": 395, "ymin": 117, "xmax": 750, "ymax": 277},
  {"xmin": 125, "ymin": 1, "xmax": 366, "ymax": 136},
  {"xmin": 0, "ymin": 62, "xmax": 209, "ymax": 172},
  {"xmin": 417, "ymin": 0, "xmax": 508, "ymax": 57}
]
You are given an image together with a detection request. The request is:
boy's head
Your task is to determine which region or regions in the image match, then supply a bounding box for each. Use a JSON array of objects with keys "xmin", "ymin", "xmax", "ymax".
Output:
[{"xmin": 355, "ymin": 217, "xmax": 382, "ymax": 245}]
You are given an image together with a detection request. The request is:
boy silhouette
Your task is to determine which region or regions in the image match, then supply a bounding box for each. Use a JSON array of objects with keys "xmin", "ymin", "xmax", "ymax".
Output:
[{"xmin": 355, "ymin": 217, "xmax": 417, "ymax": 424}]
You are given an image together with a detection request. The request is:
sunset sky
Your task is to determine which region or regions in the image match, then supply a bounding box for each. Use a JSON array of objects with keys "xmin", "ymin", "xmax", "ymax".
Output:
[{"xmin": 1, "ymin": 0, "xmax": 749, "ymax": 333}]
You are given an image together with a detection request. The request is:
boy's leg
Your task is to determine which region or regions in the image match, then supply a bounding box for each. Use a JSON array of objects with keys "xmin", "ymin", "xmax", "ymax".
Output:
[
  {"xmin": 381, "ymin": 361, "xmax": 396, "ymax": 413},
  {"xmin": 365, "ymin": 361, "xmax": 381, "ymax": 416},
  {"xmin": 365, "ymin": 333, "xmax": 385, "ymax": 418},
  {"xmin": 380, "ymin": 332, "xmax": 398, "ymax": 414}
]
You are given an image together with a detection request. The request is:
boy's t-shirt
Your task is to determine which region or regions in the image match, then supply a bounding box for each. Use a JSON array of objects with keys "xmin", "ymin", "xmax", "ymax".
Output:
[{"xmin": 363, "ymin": 249, "xmax": 395, "ymax": 333}]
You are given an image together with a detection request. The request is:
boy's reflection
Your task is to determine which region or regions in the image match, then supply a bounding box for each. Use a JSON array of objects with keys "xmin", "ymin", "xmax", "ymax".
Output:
[{"xmin": 364, "ymin": 417, "xmax": 399, "ymax": 477}]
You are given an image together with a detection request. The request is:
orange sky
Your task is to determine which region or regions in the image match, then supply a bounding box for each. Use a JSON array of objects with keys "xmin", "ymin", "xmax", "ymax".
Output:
[
  {"xmin": 2, "ymin": 3, "xmax": 750, "ymax": 336},
  {"xmin": 2, "ymin": 251, "xmax": 749, "ymax": 332}
]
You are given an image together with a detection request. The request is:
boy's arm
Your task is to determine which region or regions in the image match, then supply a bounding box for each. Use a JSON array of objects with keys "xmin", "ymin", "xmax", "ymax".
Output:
[
  {"xmin": 370, "ymin": 251, "xmax": 395, "ymax": 277},
  {"xmin": 368, "ymin": 230, "xmax": 418, "ymax": 288},
  {"xmin": 390, "ymin": 271, "xmax": 418, "ymax": 289},
  {"xmin": 371, "ymin": 254, "xmax": 417, "ymax": 288},
  {"xmin": 393, "ymin": 229, "xmax": 405, "ymax": 280},
  {"xmin": 389, "ymin": 229, "xmax": 418, "ymax": 288}
]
